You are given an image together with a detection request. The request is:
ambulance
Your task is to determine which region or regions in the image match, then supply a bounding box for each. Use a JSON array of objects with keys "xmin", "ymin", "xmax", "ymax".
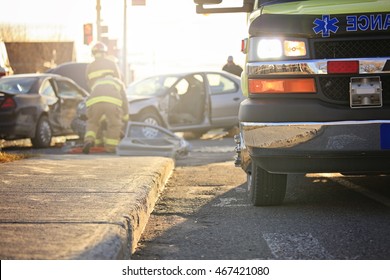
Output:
[{"xmin": 194, "ymin": 0, "xmax": 390, "ymax": 205}]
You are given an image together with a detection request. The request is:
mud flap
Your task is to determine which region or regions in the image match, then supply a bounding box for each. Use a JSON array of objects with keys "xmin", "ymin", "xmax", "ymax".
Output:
[{"xmin": 116, "ymin": 122, "xmax": 191, "ymax": 158}]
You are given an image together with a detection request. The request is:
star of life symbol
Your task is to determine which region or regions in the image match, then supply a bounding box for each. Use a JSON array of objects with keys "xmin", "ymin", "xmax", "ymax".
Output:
[{"xmin": 313, "ymin": 15, "xmax": 339, "ymax": 37}]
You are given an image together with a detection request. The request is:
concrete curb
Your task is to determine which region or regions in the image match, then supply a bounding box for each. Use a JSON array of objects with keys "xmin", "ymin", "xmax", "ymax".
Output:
[{"xmin": 0, "ymin": 154, "xmax": 175, "ymax": 259}]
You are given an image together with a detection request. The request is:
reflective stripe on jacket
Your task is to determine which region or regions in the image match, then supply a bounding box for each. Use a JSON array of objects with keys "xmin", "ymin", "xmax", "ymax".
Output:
[
  {"xmin": 86, "ymin": 57, "xmax": 121, "ymax": 89},
  {"xmin": 104, "ymin": 137, "xmax": 120, "ymax": 146},
  {"xmin": 86, "ymin": 96, "xmax": 123, "ymax": 107},
  {"xmin": 88, "ymin": 69, "xmax": 116, "ymax": 81},
  {"xmin": 91, "ymin": 79, "xmax": 123, "ymax": 92},
  {"xmin": 86, "ymin": 76, "xmax": 128, "ymax": 113}
]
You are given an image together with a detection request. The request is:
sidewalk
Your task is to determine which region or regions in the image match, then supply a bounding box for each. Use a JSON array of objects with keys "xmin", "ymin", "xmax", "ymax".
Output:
[{"xmin": 0, "ymin": 154, "xmax": 174, "ymax": 259}]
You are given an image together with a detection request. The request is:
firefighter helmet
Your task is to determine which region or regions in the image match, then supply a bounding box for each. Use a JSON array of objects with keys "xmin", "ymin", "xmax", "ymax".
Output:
[{"xmin": 91, "ymin": 42, "xmax": 108, "ymax": 56}]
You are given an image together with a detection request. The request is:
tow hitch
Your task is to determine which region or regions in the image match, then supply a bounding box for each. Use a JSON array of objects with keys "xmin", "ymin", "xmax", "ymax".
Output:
[{"xmin": 350, "ymin": 76, "xmax": 382, "ymax": 108}]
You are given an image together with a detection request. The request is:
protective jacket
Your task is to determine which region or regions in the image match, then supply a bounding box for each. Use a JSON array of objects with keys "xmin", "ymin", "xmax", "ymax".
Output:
[
  {"xmin": 84, "ymin": 76, "xmax": 129, "ymax": 152},
  {"xmin": 86, "ymin": 54, "xmax": 121, "ymax": 90}
]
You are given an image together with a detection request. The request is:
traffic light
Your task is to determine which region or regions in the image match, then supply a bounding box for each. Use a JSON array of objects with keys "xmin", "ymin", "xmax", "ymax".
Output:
[
  {"xmin": 132, "ymin": 0, "xmax": 146, "ymax": 5},
  {"xmin": 83, "ymin": 23, "xmax": 93, "ymax": 45},
  {"xmin": 100, "ymin": 25, "xmax": 108, "ymax": 34}
]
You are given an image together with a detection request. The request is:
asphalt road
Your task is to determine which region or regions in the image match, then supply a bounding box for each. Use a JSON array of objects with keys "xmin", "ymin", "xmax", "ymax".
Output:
[
  {"xmin": 2, "ymin": 133, "xmax": 390, "ymax": 260},
  {"xmin": 132, "ymin": 135, "xmax": 390, "ymax": 260}
]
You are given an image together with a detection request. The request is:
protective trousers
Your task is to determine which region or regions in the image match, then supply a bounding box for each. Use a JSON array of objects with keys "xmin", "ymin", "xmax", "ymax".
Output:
[{"xmin": 84, "ymin": 102, "xmax": 123, "ymax": 153}]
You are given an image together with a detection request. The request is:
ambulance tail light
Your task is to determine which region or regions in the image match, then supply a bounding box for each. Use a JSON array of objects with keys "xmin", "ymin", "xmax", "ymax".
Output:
[
  {"xmin": 249, "ymin": 78, "xmax": 316, "ymax": 94},
  {"xmin": 328, "ymin": 61, "xmax": 359, "ymax": 74}
]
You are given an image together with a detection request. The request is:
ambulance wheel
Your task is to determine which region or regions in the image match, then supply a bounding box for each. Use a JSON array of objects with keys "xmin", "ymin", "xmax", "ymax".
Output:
[{"xmin": 248, "ymin": 161, "xmax": 287, "ymax": 206}]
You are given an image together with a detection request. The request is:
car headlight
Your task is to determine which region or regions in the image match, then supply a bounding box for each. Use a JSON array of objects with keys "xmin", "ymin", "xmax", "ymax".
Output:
[{"xmin": 251, "ymin": 37, "xmax": 308, "ymax": 60}]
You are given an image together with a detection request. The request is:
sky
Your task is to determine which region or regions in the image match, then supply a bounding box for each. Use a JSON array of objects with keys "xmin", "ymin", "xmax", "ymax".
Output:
[{"xmin": 1, "ymin": 0, "xmax": 248, "ymax": 80}]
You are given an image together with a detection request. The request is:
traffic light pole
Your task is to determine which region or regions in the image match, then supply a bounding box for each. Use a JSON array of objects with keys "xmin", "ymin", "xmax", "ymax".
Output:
[
  {"xmin": 96, "ymin": 0, "xmax": 102, "ymax": 41},
  {"xmin": 123, "ymin": 0, "xmax": 128, "ymax": 84},
  {"xmin": 95, "ymin": 0, "xmax": 128, "ymax": 84}
]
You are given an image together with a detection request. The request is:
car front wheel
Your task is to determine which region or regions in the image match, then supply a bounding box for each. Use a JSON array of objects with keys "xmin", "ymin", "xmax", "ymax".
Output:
[
  {"xmin": 31, "ymin": 116, "xmax": 52, "ymax": 148},
  {"xmin": 137, "ymin": 111, "xmax": 163, "ymax": 138},
  {"xmin": 248, "ymin": 161, "xmax": 287, "ymax": 206}
]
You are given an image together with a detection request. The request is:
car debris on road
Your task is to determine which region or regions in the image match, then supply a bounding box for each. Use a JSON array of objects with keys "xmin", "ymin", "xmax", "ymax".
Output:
[{"xmin": 62, "ymin": 122, "xmax": 191, "ymax": 159}]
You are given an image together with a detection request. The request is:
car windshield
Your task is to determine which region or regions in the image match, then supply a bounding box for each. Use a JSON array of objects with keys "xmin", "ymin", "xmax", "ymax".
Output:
[
  {"xmin": 0, "ymin": 77, "xmax": 36, "ymax": 94},
  {"xmin": 127, "ymin": 76, "xmax": 179, "ymax": 97}
]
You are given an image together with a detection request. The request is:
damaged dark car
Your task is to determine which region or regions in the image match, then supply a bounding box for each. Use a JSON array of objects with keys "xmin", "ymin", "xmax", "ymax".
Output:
[{"xmin": 0, "ymin": 73, "xmax": 89, "ymax": 148}]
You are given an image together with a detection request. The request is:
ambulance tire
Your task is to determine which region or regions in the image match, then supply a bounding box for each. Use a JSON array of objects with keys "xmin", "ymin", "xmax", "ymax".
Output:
[{"xmin": 248, "ymin": 161, "xmax": 287, "ymax": 206}]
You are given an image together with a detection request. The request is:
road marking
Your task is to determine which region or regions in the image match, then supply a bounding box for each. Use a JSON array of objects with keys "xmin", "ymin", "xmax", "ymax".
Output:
[
  {"xmin": 263, "ymin": 232, "xmax": 334, "ymax": 260},
  {"xmin": 212, "ymin": 198, "xmax": 251, "ymax": 207},
  {"xmin": 319, "ymin": 173, "xmax": 390, "ymax": 207}
]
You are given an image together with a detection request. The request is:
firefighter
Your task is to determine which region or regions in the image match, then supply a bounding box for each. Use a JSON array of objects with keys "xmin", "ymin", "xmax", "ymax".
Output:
[
  {"xmin": 86, "ymin": 41, "xmax": 121, "ymax": 90},
  {"xmin": 82, "ymin": 74, "xmax": 129, "ymax": 154}
]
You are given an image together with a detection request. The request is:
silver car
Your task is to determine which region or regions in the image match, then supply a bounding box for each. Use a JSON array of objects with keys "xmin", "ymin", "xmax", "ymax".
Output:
[{"xmin": 127, "ymin": 71, "xmax": 244, "ymax": 138}]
